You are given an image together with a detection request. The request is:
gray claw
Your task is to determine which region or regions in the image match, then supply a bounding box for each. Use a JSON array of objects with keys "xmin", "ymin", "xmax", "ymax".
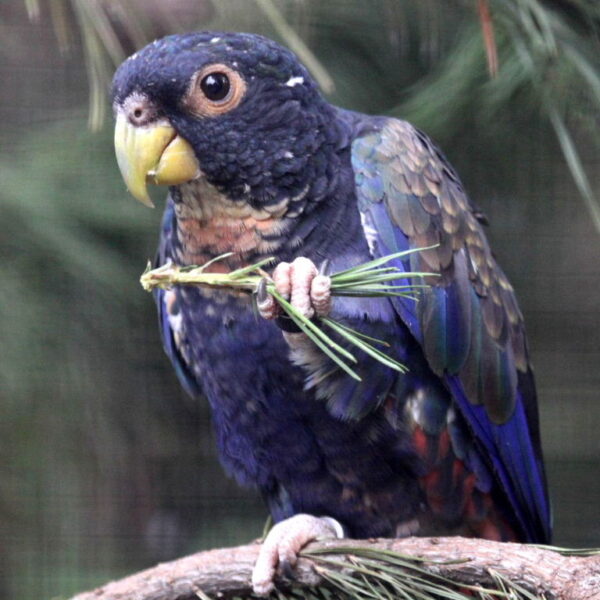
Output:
[
  {"xmin": 318, "ymin": 259, "xmax": 330, "ymax": 276},
  {"xmin": 257, "ymin": 278, "xmax": 269, "ymax": 304},
  {"xmin": 280, "ymin": 558, "xmax": 295, "ymax": 580}
]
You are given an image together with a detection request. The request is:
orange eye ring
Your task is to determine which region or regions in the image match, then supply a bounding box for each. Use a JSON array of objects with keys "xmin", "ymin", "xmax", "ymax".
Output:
[{"xmin": 184, "ymin": 63, "xmax": 246, "ymax": 117}]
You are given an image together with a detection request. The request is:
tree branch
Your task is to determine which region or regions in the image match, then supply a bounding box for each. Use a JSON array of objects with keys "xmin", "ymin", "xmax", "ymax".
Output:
[{"xmin": 69, "ymin": 536, "xmax": 600, "ymax": 600}]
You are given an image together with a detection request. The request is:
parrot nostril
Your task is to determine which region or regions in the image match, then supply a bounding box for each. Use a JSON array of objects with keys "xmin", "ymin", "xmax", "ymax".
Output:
[
  {"xmin": 122, "ymin": 93, "xmax": 157, "ymax": 126},
  {"xmin": 129, "ymin": 105, "xmax": 148, "ymax": 124}
]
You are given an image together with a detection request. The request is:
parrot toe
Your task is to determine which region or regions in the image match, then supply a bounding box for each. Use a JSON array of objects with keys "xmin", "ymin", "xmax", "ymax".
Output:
[
  {"xmin": 251, "ymin": 514, "xmax": 343, "ymax": 596},
  {"xmin": 310, "ymin": 273, "xmax": 332, "ymax": 317},
  {"xmin": 268, "ymin": 257, "xmax": 332, "ymax": 321},
  {"xmin": 287, "ymin": 257, "xmax": 318, "ymax": 319}
]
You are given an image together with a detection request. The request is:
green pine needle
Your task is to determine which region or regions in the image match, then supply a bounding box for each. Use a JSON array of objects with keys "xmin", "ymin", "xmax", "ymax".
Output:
[
  {"xmin": 140, "ymin": 251, "xmax": 437, "ymax": 381},
  {"xmin": 303, "ymin": 545, "xmax": 545, "ymax": 600}
]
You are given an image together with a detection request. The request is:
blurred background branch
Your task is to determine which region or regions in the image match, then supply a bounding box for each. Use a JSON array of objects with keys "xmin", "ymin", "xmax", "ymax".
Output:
[
  {"xmin": 21, "ymin": 0, "xmax": 600, "ymax": 226},
  {"xmin": 1, "ymin": 1, "xmax": 599, "ymax": 598}
]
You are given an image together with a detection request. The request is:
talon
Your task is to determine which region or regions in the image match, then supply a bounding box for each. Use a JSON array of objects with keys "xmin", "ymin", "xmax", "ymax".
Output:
[
  {"xmin": 251, "ymin": 514, "xmax": 344, "ymax": 596},
  {"xmin": 257, "ymin": 278, "xmax": 279, "ymax": 320},
  {"xmin": 257, "ymin": 278, "xmax": 268, "ymax": 304},
  {"xmin": 280, "ymin": 558, "xmax": 295, "ymax": 580},
  {"xmin": 318, "ymin": 259, "xmax": 330, "ymax": 276},
  {"xmin": 266, "ymin": 257, "xmax": 332, "ymax": 333}
]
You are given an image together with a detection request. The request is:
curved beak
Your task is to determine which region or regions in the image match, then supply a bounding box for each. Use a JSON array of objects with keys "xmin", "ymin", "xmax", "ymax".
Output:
[{"xmin": 114, "ymin": 113, "xmax": 200, "ymax": 207}]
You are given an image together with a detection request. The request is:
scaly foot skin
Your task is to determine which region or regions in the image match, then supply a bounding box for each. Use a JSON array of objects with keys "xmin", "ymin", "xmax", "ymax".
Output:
[
  {"xmin": 251, "ymin": 513, "xmax": 344, "ymax": 596},
  {"xmin": 257, "ymin": 257, "xmax": 332, "ymax": 322}
]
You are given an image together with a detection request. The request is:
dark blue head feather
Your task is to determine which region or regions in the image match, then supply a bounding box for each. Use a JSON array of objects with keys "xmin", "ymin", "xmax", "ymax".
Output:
[{"xmin": 112, "ymin": 32, "xmax": 337, "ymax": 209}]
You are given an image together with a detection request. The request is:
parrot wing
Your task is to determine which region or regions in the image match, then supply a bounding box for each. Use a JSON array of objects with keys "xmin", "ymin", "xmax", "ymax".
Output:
[{"xmin": 350, "ymin": 117, "xmax": 551, "ymax": 543}]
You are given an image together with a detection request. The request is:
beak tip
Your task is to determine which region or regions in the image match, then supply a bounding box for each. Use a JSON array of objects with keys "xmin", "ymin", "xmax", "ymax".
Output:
[
  {"xmin": 131, "ymin": 189, "xmax": 155, "ymax": 208},
  {"xmin": 139, "ymin": 193, "xmax": 155, "ymax": 208}
]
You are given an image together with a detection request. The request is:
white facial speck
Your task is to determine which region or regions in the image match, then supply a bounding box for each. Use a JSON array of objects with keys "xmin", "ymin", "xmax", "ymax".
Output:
[
  {"xmin": 210, "ymin": 37, "xmax": 221, "ymax": 43},
  {"xmin": 285, "ymin": 76, "xmax": 304, "ymax": 87}
]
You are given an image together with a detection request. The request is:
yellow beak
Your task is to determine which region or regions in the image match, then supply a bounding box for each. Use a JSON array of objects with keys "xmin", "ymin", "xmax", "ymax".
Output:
[{"xmin": 114, "ymin": 113, "xmax": 200, "ymax": 207}]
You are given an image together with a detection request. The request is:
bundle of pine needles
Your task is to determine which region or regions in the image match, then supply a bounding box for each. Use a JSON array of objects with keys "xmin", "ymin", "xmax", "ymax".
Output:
[
  {"xmin": 303, "ymin": 543, "xmax": 600, "ymax": 600},
  {"xmin": 140, "ymin": 250, "xmax": 434, "ymax": 381},
  {"xmin": 303, "ymin": 546, "xmax": 536, "ymax": 600}
]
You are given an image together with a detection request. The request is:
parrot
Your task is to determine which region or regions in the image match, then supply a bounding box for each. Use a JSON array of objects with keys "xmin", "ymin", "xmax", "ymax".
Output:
[{"xmin": 111, "ymin": 31, "xmax": 551, "ymax": 594}]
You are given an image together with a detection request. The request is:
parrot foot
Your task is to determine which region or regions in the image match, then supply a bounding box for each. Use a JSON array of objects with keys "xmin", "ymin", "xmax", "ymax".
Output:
[
  {"xmin": 251, "ymin": 513, "xmax": 343, "ymax": 596},
  {"xmin": 257, "ymin": 257, "xmax": 331, "ymax": 321}
]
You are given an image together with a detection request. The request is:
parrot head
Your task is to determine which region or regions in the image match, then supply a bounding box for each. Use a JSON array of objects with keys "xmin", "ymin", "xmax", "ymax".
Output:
[{"xmin": 111, "ymin": 31, "xmax": 332, "ymax": 210}]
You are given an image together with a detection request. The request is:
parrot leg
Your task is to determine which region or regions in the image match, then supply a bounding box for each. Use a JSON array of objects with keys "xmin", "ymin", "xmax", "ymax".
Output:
[
  {"xmin": 252, "ymin": 513, "xmax": 344, "ymax": 596},
  {"xmin": 257, "ymin": 257, "xmax": 332, "ymax": 321}
]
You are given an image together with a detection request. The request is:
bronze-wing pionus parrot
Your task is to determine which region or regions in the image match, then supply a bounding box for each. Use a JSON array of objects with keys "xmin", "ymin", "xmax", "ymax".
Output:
[{"xmin": 111, "ymin": 31, "xmax": 551, "ymax": 594}]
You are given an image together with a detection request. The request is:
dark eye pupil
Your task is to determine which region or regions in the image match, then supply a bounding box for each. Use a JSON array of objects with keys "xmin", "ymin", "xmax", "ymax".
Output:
[{"xmin": 200, "ymin": 72, "xmax": 230, "ymax": 101}]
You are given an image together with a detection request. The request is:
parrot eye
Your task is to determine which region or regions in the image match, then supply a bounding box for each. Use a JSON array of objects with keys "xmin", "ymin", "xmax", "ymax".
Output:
[
  {"xmin": 185, "ymin": 64, "xmax": 246, "ymax": 117},
  {"xmin": 200, "ymin": 72, "xmax": 230, "ymax": 101}
]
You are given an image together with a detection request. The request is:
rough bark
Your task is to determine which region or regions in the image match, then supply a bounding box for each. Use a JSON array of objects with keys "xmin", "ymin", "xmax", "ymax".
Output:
[{"xmin": 69, "ymin": 536, "xmax": 600, "ymax": 600}]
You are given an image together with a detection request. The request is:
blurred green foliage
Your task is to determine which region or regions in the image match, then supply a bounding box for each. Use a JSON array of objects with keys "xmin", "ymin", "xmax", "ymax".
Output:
[
  {"xmin": 1, "ymin": 1, "xmax": 599, "ymax": 598},
  {"xmin": 30, "ymin": 0, "xmax": 600, "ymax": 226}
]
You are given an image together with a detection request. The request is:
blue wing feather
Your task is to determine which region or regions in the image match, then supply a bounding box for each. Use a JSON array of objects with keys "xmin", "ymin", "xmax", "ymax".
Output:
[{"xmin": 351, "ymin": 116, "xmax": 551, "ymax": 543}]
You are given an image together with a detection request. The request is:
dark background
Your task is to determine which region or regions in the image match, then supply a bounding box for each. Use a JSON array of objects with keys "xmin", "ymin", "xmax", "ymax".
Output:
[{"xmin": 1, "ymin": 1, "xmax": 599, "ymax": 598}]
